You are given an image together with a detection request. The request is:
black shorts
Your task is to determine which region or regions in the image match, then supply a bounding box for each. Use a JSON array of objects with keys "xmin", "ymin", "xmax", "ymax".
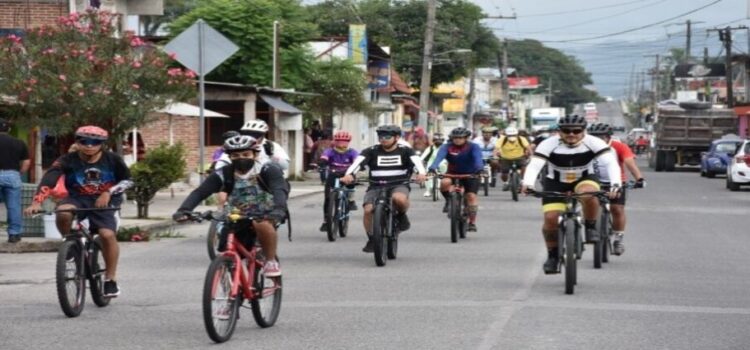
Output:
[
  {"xmin": 601, "ymin": 183, "xmax": 627, "ymax": 205},
  {"xmin": 445, "ymin": 175, "xmax": 480, "ymax": 194},
  {"xmin": 363, "ymin": 185, "xmax": 410, "ymax": 206},
  {"xmin": 218, "ymin": 218, "xmax": 257, "ymax": 251},
  {"xmin": 500, "ymin": 158, "xmax": 528, "ymax": 174},
  {"xmin": 541, "ymin": 175, "xmax": 600, "ymax": 213},
  {"xmin": 58, "ymin": 196, "xmax": 120, "ymax": 232}
]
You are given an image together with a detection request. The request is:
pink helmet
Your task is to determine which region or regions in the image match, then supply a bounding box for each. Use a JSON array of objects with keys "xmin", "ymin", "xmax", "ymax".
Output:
[
  {"xmin": 75, "ymin": 125, "xmax": 108, "ymax": 140},
  {"xmin": 333, "ymin": 131, "xmax": 352, "ymax": 142}
]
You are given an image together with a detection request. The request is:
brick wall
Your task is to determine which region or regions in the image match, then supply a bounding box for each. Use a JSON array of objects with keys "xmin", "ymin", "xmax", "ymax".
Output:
[
  {"xmin": 0, "ymin": 1, "xmax": 68, "ymax": 29},
  {"xmin": 139, "ymin": 115, "xmax": 221, "ymax": 174}
]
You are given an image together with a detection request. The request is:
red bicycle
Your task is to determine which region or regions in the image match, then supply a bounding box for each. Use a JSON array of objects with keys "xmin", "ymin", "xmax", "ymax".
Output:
[
  {"xmin": 439, "ymin": 174, "xmax": 479, "ymax": 243},
  {"xmin": 183, "ymin": 211, "xmax": 282, "ymax": 343}
]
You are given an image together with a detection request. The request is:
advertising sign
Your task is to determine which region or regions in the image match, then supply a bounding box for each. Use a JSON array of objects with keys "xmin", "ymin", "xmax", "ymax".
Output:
[
  {"xmin": 348, "ymin": 24, "xmax": 367, "ymax": 65},
  {"xmin": 508, "ymin": 77, "xmax": 540, "ymax": 90},
  {"xmin": 367, "ymin": 60, "xmax": 389, "ymax": 89}
]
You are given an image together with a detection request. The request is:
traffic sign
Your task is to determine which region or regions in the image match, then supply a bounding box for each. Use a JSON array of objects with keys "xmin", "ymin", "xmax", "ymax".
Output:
[{"xmin": 164, "ymin": 19, "xmax": 239, "ymax": 76}]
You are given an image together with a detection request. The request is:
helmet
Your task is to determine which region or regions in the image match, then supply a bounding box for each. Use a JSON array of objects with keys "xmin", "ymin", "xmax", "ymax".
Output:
[
  {"xmin": 482, "ymin": 126, "xmax": 498, "ymax": 133},
  {"xmin": 221, "ymin": 130, "xmax": 240, "ymax": 141},
  {"xmin": 449, "ymin": 127, "xmax": 471, "ymax": 138},
  {"xmin": 75, "ymin": 125, "xmax": 108, "ymax": 141},
  {"xmin": 333, "ymin": 130, "xmax": 352, "ymax": 142},
  {"xmin": 558, "ymin": 114, "xmax": 587, "ymax": 128},
  {"xmin": 587, "ymin": 123, "xmax": 613, "ymax": 136},
  {"xmin": 224, "ymin": 135, "xmax": 261, "ymax": 153},
  {"xmin": 504, "ymin": 126, "xmax": 519, "ymax": 136},
  {"xmin": 432, "ymin": 133, "xmax": 445, "ymax": 141},
  {"xmin": 240, "ymin": 119, "xmax": 269, "ymax": 133},
  {"xmin": 376, "ymin": 124, "xmax": 401, "ymax": 136}
]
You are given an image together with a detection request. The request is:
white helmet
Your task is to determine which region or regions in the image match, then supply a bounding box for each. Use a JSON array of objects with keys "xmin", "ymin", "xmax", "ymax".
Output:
[
  {"xmin": 504, "ymin": 126, "xmax": 518, "ymax": 136},
  {"xmin": 240, "ymin": 119, "xmax": 269, "ymax": 133},
  {"xmin": 224, "ymin": 135, "xmax": 261, "ymax": 153}
]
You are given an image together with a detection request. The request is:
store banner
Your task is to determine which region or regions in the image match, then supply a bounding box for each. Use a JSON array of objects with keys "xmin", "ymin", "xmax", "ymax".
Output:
[{"xmin": 348, "ymin": 24, "xmax": 367, "ymax": 65}]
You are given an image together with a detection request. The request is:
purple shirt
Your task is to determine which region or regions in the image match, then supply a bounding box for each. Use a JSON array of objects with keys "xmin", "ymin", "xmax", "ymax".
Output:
[{"xmin": 321, "ymin": 148, "xmax": 359, "ymax": 173}]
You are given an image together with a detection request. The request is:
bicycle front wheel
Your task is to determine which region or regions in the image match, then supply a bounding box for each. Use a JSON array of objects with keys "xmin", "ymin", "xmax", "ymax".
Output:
[
  {"xmin": 450, "ymin": 193, "xmax": 461, "ymax": 243},
  {"xmin": 601, "ymin": 209, "xmax": 611, "ymax": 264},
  {"xmin": 510, "ymin": 172, "xmax": 519, "ymax": 202},
  {"xmin": 56, "ymin": 240, "xmax": 86, "ymax": 317},
  {"xmin": 89, "ymin": 236, "xmax": 111, "ymax": 307},
  {"xmin": 387, "ymin": 219, "xmax": 398, "ymax": 259},
  {"xmin": 207, "ymin": 220, "xmax": 221, "ymax": 260},
  {"xmin": 251, "ymin": 258, "xmax": 282, "ymax": 328},
  {"xmin": 326, "ymin": 191, "xmax": 339, "ymax": 242},
  {"xmin": 431, "ymin": 177, "xmax": 439, "ymax": 202},
  {"xmin": 483, "ymin": 176, "xmax": 489, "ymax": 197},
  {"xmin": 338, "ymin": 201, "xmax": 349, "ymax": 238},
  {"xmin": 203, "ymin": 256, "xmax": 241, "ymax": 343},
  {"xmin": 564, "ymin": 220, "xmax": 577, "ymax": 295},
  {"xmin": 372, "ymin": 204, "xmax": 388, "ymax": 266}
]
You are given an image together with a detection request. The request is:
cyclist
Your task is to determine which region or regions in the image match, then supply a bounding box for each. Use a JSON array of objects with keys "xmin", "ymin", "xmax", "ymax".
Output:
[
  {"xmin": 209, "ymin": 130, "xmax": 240, "ymax": 171},
  {"xmin": 495, "ymin": 126, "xmax": 531, "ymax": 191},
  {"xmin": 520, "ymin": 115, "xmax": 621, "ymax": 274},
  {"xmin": 214, "ymin": 120, "xmax": 290, "ymax": 176},
  {"xmin": 420, "ymin": 133, "xmax": 447, "ymax": 197},
  {"xmin": 473, "ymin": 126, "xmax": 500, "ymax": 187},
  {"xmin": 24, "ymin": 125, "xmax": 133, "ymax": 297},
  {"xmin": 588, "ymin": 123, "xmax": 645, "ymax": 255},
  {"xmin": 318, "ymin": 131, "xmax": 359, "ymax": 232},
  {"xmin": 428, "ymin": 127, "xmax": 484, "ymax": 232},
  {"xmin": 340, "ymin": 125, "xmax": 427, "ymax": 252},
  {"xmin": 173, "ymin": 135, "xmax": 288, "ymax": 277}
]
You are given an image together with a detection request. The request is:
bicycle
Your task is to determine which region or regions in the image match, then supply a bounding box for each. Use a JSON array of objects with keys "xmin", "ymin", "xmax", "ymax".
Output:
[
  {"xmin": 507, "ymin": 161, "xmax": 522, "ymax": 202},
  {"xmin": 430, "ymin": 174, "xmax": 439, "ymax": 202},
  {"xmin": 324, "ymin": 176, "xmax": 360, "ymax": 242},
  {"xmin": 480, "ymin": 160, "xmax": 492, "ymax": 197},
  {"xmin": 50, "ymin": 207, "xmax": 120, "ymax": 317},
  {"xmin": 367, "ymin": 179, "xmax": 416, "ymax": 267},
  {"xmin": 440, "ymin": 174, "xmax": 479, "ymax": 243},
  {"xmin": 597, "ymin": 182, "xmax": 637, "ymax": 268},
  {"xmin": 529, "ymin": 190, "xmax": 607, "ymax": 295},
  {"xmin": 183, "ymin": 210, "xmax": 282, "ymax": 343}
]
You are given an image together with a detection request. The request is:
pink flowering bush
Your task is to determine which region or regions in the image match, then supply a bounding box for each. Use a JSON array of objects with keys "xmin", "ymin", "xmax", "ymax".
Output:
[{"xmin": 0, "ymin": 9, "xmax": 195, "ymax": 138}]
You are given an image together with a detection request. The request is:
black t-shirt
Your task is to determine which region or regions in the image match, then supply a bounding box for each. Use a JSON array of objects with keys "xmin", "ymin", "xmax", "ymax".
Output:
[
  {"xmin": 0, "ymin": 134, "xmax": 29, "ymax": 171},
  {"xmin": 348, "ymin": 144, "xmax": 418, "ymax": 184},
  {"xmin": 38, "ymin": 151, "xmax": 130, "ymax": 198}
]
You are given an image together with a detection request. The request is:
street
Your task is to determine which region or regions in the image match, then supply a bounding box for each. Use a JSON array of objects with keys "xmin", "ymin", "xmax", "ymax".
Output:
[{"xmin": 1, "ymin": 161, "xmax": 749, "ymax": 349}]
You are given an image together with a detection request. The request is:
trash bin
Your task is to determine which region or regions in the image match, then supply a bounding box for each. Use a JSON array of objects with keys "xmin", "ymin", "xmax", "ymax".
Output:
[
  {"xmin": 21, "ymin": 183, "xmax": 44, "ymax": 237},
  {"xmin": 43, "ymin": 214, "xmax": 61, "ymax": 239}
]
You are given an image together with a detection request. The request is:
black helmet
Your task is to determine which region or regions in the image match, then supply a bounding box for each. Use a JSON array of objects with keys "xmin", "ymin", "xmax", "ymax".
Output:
[
  {"xmin": 558, "ymin": 114, "xmax": 587, "ymax": 128},
  {"xmin": 376, "ymin": 124, "xmax": 401, "ymax": 136},
  {"xmin": 221, "ymin": 130, "xmax": 240, "ymax": 141},
  {"xmin": 587, "ymin": 123, "xmax": 612, "ymax": 136},
  {"xmin": 449, "ymin": 127, "xmax": 472, "ymax": 138}
]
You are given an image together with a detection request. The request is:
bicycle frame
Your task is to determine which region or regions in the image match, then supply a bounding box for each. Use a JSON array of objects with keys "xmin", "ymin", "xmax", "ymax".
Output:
[
  {"xmin": 223, "ymin": 231, "xmax": 265, "ymax": 300},
  {"xmin": 332, "ymin": 177, "xmax": 356, "ymax": 222}
]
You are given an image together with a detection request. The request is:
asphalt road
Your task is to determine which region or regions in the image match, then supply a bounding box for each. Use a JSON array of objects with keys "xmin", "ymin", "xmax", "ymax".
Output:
[{"xmin": 2, "ymin": 162, "xmax": 749, "ymax": 349}]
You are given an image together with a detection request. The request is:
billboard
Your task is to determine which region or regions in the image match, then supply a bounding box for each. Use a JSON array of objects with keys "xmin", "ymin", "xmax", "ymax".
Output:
[
  {"xmin": 348, "ymin": 24, "xmax": 367, "ymax": 65},
  {"xmin": 508, "ymin": 77, "xmax": 540, "ymax": 89},
  {"xmin": 367, "ymin": 60, "xmax": 389, "ymax": 89}
]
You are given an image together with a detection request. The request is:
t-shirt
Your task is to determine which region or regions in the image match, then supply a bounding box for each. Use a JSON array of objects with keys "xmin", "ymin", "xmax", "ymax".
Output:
[
  {"xmin": 35, "ymin": 151, "xmax": 132, "ymax": 203},
  {"xmin": 0, "ymin": 134, "xmax": 29, "ymax": 171},
  {"xmin": 533, "ymin": 135, "xmax": 611, "ymax": 183},
  {"xmin": 495, "ymin": 136, "xmax": 530, "ymax": 160},
  {"xmin": 430, "ymin": 142, "xmax": 484, "ymax": 175},
  {"xmin": 321, "ymin": 148, "xmax": 359, "ymax": 173},
  {"xmin": 472, "ymin": 136, "xmax": 498, "ymax": 159},
  {"xmin": 346, "ymin": 144, "xmax": 425, "ymax": 184},
  {"xmin": 595, "ymin": 140, "xmax": 634, "ymax": 183}
]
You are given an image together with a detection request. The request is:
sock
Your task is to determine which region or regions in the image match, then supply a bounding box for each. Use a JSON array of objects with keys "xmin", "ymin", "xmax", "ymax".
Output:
[
  {"xmin": 547, "ymin": 248, "xmax": 559, "ymax": 258},
  {"xmin": 543, "ymin": 229, "xmax": 557, "ymax": 249},
  {"xmin": 584, "ymin": 220, "xmax": 597, "ymax": 230},
  {"xmin": 441, "ymin": 191, "xmax": 450, "ymax": 201},
  {"xmin": 467, "ymin": 205, "xmax": 478, "ymax": 224},
  {"xmin": 613, "ymin": 230, "xmax": 624, "ymax": 237}
]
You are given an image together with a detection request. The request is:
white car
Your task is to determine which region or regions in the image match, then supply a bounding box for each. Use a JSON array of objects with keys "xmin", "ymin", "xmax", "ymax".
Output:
[{"xmin": 726, "ymin": 139, "xmax": 750, "ymax": 191}]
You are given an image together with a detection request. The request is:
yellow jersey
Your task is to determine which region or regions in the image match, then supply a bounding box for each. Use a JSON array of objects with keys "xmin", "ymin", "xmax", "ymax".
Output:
[{"xmin": 495, "ymin": 136, "xmax": 529, "ymax": 160}]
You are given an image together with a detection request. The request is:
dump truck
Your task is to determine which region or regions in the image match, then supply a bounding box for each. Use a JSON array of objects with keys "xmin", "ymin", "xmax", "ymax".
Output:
[{"xmin": 648, "ymin": 103, "xmax": 737, "ymax": 172}]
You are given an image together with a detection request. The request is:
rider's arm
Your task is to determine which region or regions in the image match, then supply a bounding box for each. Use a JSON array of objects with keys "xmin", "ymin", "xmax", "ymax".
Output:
[
  {"xmin": 428, "ymin": 144, "xmax": 448, "ymax": 171},
  {"xmin": 597, "ymin": 150, "xmax": 622, "ymax": 188},
  {"xmin": 32, "ymin": 155, "xmax": 69, "ymax": 204},
  {"xmin": 409, "ymin": 152, "xmax": 427, "ymax": 175},
  {"xmin": 259, "ymin": 164, "xmax": 289, "ymax": 211},
  {"xmin": 177, "ymin": 172, "xmax": 223, "ymax": 212},
  {"xmin": 270, "ymin": 141, "xmax": 290, "ymax": 170},
  {"xmin": 109, "ymin": 153, "xmax": 134, "ymax": 195},
  {"xmin": 344, "ymin": 148, "xmax": 370, "ymax": 176},
  {"xmin": 471, "ymin": 144, "xmax": 484, "ymax": 172},
  {"xmin": 623, "ymin": 157, "xmax": 642, "ymax": 181},
  {"xmin": 521, "ymin": 156, "xmax": 545, "ymax": 187}
]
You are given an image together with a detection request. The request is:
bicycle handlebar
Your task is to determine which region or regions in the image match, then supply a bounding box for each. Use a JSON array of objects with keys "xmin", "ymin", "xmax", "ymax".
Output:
[{"xmin": 526, "ymin": 189, "xmax": 609, "ymax": 199}]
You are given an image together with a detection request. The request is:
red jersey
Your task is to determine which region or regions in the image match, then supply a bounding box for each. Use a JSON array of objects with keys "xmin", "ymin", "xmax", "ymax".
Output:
[{"xmin": 609, "ymin": 140, "xmax": 634, "ymax": 182}]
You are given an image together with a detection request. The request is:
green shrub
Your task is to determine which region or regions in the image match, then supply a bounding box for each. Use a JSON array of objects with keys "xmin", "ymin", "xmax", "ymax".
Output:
[{"xmin": 126, "ymin": 142, "xmax": 186, "ymax": 218}]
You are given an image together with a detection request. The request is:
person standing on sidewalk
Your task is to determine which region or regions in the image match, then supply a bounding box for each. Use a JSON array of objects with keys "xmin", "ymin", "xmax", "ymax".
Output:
[{"xmin": 0, "ymin": 118, "xmax": 30, "ymax": 243}]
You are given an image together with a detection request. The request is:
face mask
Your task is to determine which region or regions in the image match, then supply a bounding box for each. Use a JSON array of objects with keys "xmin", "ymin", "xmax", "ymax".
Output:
[
  {"xmin": 232, "ymin": 158, "xmax": 255, "ymax": 173},
  {"xmin": 508, "ymin": 136, "xmax": 518, "ymax": 142}
]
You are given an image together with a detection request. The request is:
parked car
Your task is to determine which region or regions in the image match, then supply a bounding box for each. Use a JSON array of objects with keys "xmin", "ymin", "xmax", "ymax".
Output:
[
  {"xmin": 700, "ymin": 136, "xmax": 742, "ymax": 178},
  {"xmin": 726, "ymin": 139, "xmax": 750, "ymax": 191}
]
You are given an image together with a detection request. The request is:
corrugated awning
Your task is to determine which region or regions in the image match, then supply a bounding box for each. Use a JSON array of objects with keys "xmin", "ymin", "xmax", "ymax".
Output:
[{"xmin": 260, "ymin": 94, "xmax": 302, "ymax": 115}]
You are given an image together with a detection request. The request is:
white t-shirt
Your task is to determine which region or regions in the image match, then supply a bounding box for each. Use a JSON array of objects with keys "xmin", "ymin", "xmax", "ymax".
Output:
[{"xmin": 215, "ymin": 139, "xmax": 290, "ymax": 178}]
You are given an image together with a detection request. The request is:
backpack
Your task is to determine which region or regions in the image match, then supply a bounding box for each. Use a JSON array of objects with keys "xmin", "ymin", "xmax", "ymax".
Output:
[{"xmin": 500, "ymin": 136, "xmax": 529, "ymax": 150}]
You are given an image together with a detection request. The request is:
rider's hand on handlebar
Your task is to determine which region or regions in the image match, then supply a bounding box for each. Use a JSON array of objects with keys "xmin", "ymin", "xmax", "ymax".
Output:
[
  {"xmin": 95, "ymin": 192, "xmax": 111, "ymax": 209},
  {"xmin": 634, "ymin": 178, "xmax": 646, "ymax": 189},
  {"xmin": 608, "ymin": 185, "xmax": 621, "ymax": 199},
  {"xmin": 520, "ymin": 184, "xmax": 530, "ymax": 195},
  {"xmin": 415, "ymin": 173, "xmax": 427, "ymax": 184},
  {"xmin": 172, "ymin": 211, "xmax": 192, "ymax": 223},
  {"xmin": 24, "ymin": 202, "xmax": 42, "ymax": 217},
  {"xmin": 340, "ymin": 174, "xmax": 354, "ymax": 185}
]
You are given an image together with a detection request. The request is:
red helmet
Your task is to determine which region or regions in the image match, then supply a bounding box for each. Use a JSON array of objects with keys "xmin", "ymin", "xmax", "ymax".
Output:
[
  {"xmin": 75, "ymin": 125, "xmax": 108, "ymax": 141},
  {"xmin": 333, "ymin": 131, "xmax": 352, "ymax": 142}
]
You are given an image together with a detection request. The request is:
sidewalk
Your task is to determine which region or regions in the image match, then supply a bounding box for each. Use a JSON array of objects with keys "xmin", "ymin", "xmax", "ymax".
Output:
[{"xmin": 0, "ymin": 176, "xmax": 324, "ymax": 253}]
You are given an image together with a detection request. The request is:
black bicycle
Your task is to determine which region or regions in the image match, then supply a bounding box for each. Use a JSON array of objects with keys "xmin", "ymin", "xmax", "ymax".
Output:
[
  {"xmin": 52, "ymin": 207, "xmax": 120, "ymax": 317},
  {"xmin": 368, "ymin": 179, "xmax": 415, "ymax": 267},
  {"xmin": 507, "ymin": 161, "xmax": 523, "ymax": 202},
  {"xmin": 439, "ymin": 173, "xmax": 480, "ymax": 243},
  {"xmin": 480, "ymin": 160, "xmax": 492, "ymax": 197},
  {"xmin": 597, "ymin": 182, "xmax": 637, "ymax": 268},
  {"xmin": 529, "ymin": 190, "xmax": 606, "ymax": 295},
  {"xmin": 324, "ymin": 177, "xmax": 359, "ymax": 242},
  {"xmin": 431, "ymin": 174, "xmax": 440, "ymax": 202}
]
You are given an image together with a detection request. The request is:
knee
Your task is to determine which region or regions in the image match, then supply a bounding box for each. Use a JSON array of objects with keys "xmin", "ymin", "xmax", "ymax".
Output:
[
  {"xmin": 98, "ymin": 229, "xmax": 116, "ymax": 241},
  {"xmin": 363, "ymin": 204, "xmax": 374, "ymax": 214}
]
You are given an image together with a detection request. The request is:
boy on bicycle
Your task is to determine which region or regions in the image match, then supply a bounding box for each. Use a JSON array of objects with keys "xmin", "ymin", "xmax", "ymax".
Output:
[
  {"xmin": 428, "ymin": 127, "xmax": 484, "ymax": 232},
  {"xmin": 340, "ymin": 125, "xmax": 426, "ymax": 253},
  {"xmin": 25, "ymin": 125, "xmax": 133, "ymax": 297},
  {"xmin": 318, "ymin": 131, "xmax": 359, "ymax": 232},
  {"xmin": 173, "ymin": 135, "xmax": 288, "ymax": 277}
]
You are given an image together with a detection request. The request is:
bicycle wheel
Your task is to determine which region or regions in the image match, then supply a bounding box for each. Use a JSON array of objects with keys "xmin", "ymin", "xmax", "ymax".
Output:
[
  {"xmin": 431, "ymin": 176, "xmax": 439, "ymax": 202},
  {"xmin": 326, "ymin": 191, "xmax": 338, "ymax": 242},
  {"xmin": 371, "ymin": 203, "xmax": 388, "ymax": 266},
  {"xmin": 207, "ymin": 220, "xmax": 221, "ymax": 260},
  {"xmin": 338, "ymin": 200, "xmax": 349, "ymax": 238},
  {"xmin": 510, "ymin": 172, "xmax": 519, "ymax": 202},
  {"xmin": 89, "ymin": 236, "xmax": 111, "ymax": 307},
  {"xmin": 459, "ymin": 198, "xmax": 467, "ymax": 239},
  {"xmin": 56, "ymin": 240, "xmax": 86, "ymax": 317},
  {"xmin": 602, "ymin": 210, "xmax": 611, "ymax": 263},
  {"xmin": 251, "ymin": 258, "xmax": 282, "ymax": 328},
  {"xmin": 564, "ymin": 220, "xmax": 577, "ymax": 295},
  {"xmin": 490, "ymin": 168, "xmax": 497, "ymax": 187},
  {"xmin": 387, "ymin": 235, "xmax": 398, "ymax": 260},
  {"xmin": 483, "ymin": 176, "xmax": 489, "ymax": 197},
  {"xmin": 594, "ymin": 208, "xmax": 608, "ymax": 268},
  {"xmin": 450, "ymin": 193, "xmax": 461, "ymax": 243},
  {"xmin": 202, "ymin": 255, "xmax": 241, "ymax": 343}
]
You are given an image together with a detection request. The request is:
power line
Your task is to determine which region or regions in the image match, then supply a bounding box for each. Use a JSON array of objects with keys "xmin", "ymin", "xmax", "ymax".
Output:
[
  {"xmin": 524, "ymin": 0, "xmax": 669, "ymax": 34},
  {"xmin": 517, "ymin": 0, "xmax": 651, "ymax": 18}
]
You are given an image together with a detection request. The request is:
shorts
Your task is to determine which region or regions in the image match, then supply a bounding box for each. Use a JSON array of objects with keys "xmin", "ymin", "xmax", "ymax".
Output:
[
  {"xmin": 59, "ymin": 196, "xmax": 121, "ymax": 232},
  {"xmin": 444, "ymin": 175, "xmax": 480, "ymax": 194},
  {"xmin": 500, "ymin": 158, "xmax": 528, "ymax": 174},
  {"xmin": 218, "ymin": 218, "xmax": 256, "ymax": 252},
  {"xmin": 363, "ymin": 185, "xmax": 410, "ymax": 206},
  {"xmin": 601, "ymin": 183, "xmax": 627, "ymax": 205},
  {"xmin": 541, "ymin": 175, "xmax": 600, "ymax": 213}
]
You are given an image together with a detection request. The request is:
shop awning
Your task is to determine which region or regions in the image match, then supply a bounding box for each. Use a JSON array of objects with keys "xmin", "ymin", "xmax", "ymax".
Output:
[{"xmin": 260, "ymin": 94, "xmax": 302, "ymax": 115}]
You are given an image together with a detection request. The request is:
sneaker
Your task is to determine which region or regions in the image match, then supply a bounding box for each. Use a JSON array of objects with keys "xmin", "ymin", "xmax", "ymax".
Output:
[
  {"xmin": 396, "ymin": 213, "xmax": 410, "ymax": 232},
  {"xmin": 319, "ymin": 222, "xmax": 328, "ymax": 232},
  {"xmin": 7, "ymin": 235, "xmax": 21, "ymax": 243},
  {"xmin": 103, "ymin": 280, "xmax": 120, "ymax": 297},
  {"xmin": 423, "ymin": 191, "xmax": 431, "ymax": 197},
  {"xmin": 349, "ymin": 201, "xmax": 358, "ymax": 211},
  {"xmin": 362, "ymin": 239, "xmax": 374, "ymax": 253},
  {"xmin": 502, "ymin": 183, "xmax": 510, "ymax": 191},
  {"xmin": 612, "ymin": 234, "xmax": 625, "ymax": 256},
  {"xmin": 467, "ymin": 223, "xmax": 477, "ymax": 232},
  {"xmin": 543, "ymin": 256, "xmax": 560, "ymax": 274},
  {"xmin": 585, "ymin": 228, "xmax": 600, "ymax": 243},
  {"xmin": 442, "ymin": 202, "xmax": 449, "ymax": 213},
  {"xmin": 263, "ymin": 260, "xmax": 282, "ymax": 277}
]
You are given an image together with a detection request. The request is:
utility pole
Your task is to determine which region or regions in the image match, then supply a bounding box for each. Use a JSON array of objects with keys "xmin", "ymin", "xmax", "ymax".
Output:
[
  {"xmin": 686, "ymin": 20, "xmax": 692, "ymax": 63},
  {"xmin": 272, "ymin": 20, "xmax": 282, "ymax": 142},
  {"xmin": 418, "ymin": 0, "xmax": 437, "ymax": 132},
  {"xmin": 709, "ymin": 25, "xmax": 748, "ymax": 108},
  {"xmin": 466, "ymin": 70, "xmax": 476, "ymax": 131},
  {"xmin": 497, "ymin": 40, "xmax": 510, "ymax": 124},
  {"xmin": 644, "ymin": 54, "xmax": 660, "ymax": 111}
]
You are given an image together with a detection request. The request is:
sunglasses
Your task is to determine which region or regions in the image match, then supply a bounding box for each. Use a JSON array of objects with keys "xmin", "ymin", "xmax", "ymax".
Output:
[
  {"xmin": 77, "ymin": 138, "xmax": 104, "ymax": 146},
  {"xmin": 560, "ymin": 128, "xmax": 584, "ymax": 135},
  {"xmin": 377, "ymin": 134, "xmax": 395, "ymax": 140}
]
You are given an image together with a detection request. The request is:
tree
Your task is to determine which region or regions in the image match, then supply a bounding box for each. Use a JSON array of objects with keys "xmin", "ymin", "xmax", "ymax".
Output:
[
  {"xmin": 141, "ymin": 0, "xmax": 198, "ymax": 36},
  {"xmin": 127, "ymin": 143, "xmax": 186, "ymax": 218},
  {"xmin": 0, "ymin": 10, "xmax": 195, "ymax": 139}
]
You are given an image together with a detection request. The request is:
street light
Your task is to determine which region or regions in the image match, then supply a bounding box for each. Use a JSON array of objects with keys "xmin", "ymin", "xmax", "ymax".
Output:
[{"xmin": 418, "ymin": 48, "xmax": 472, "ymax": 133}]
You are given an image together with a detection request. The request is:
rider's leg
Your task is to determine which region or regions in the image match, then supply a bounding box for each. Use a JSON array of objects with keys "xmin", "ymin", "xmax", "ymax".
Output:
[
  {"xmin": 55, "ymin": 203, "xmax": 76, "ymax": 236},
  {"xmin": 363, "ymin": 203, "xmax": 374, "ymax": 235},
  {"xmin": 98, "ymin": 228, "xmax": 119, "ymax": 281},
  {"xmin": 465, "ymin": 192, "xmax": 478, "ymax": 224},
  {"xmin": 392, "ymin": 191, "xmax": 409, "ymax": 213},
  {"xmin": 576, "ymin": 181, "xmax": 601, "ymax": 242},
  {"xmin": 439, "ymin": 178, "xmax": 452, "ymax": 212},
  {"xmin": 542, "ymin": 207, "xmax": 562, "ymax": 273},
  {"xmin": 216, "ymin": 192, "xmax": 228, "ymax": 209},
  {"xmin": 254, "ymin": 220, "xmax": 278, "ymax": 261},
  {"xmin": 611, "ymin": 204, "xmax": 625, "ymax": 231}
]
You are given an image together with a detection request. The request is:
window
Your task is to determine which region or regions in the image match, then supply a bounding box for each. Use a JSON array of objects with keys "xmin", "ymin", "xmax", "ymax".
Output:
[{"xmin": 205, "ymin": 101, "xmax": 245, "ymax": 146}]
